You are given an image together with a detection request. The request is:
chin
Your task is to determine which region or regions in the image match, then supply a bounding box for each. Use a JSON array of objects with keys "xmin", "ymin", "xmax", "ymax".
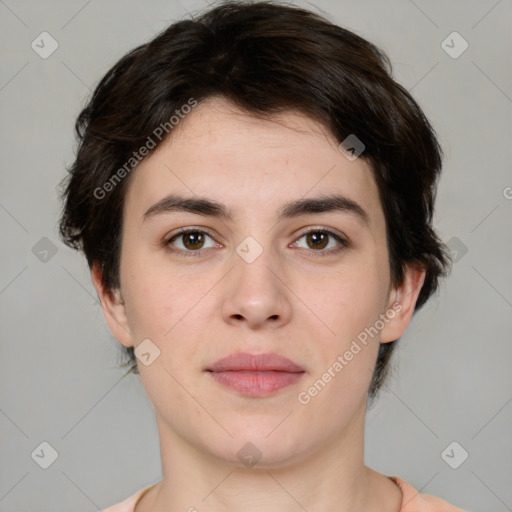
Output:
[{"xmin": 200, "ymin": 423, "xmax": 308, "ymax": 469}]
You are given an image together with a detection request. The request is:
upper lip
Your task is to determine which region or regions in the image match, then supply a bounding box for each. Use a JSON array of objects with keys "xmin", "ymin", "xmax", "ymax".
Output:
[{"xmin": 206, "ymin": 352, "xmax": 305, "ymax": 372}]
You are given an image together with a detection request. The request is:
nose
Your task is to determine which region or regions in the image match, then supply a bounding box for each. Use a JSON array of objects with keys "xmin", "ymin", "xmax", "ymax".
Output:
[{"xmin": 220, "ymin": 244, "xmax": 292, "ymax": 330}]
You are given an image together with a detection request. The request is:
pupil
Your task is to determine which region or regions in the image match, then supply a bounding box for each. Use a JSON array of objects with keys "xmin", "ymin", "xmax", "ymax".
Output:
[
  {"xmin": 185, "ymin": 232, "xmax": 204, "ymax": 249},
  {"xmin": 308, "ymin": 232, "xmax": 327, "ymax": 249}
]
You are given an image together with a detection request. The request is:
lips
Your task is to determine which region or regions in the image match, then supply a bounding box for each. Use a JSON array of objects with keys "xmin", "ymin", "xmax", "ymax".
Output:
[
  {"xmin": 205, "ymin": 352, "xmax": 305, "ymax": 397},
  {"xmin": 206, "ymin": 352, "xmax": 304, "ymax": 372}
]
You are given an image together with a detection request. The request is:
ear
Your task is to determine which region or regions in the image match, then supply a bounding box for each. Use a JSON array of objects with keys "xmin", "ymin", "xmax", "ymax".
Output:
[
  {"xmin": 380, "ymin": 264, "xmax": 426, "ymax": 343},
  {"xmin": 91, "ymin": 262, "xmax": 133, "ymax": 348}
]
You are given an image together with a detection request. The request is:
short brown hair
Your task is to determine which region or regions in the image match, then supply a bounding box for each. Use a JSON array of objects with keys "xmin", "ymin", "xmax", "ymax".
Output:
[{"xmin": 59, "ymin": 0, "xmax": 451, "ymax": 401}]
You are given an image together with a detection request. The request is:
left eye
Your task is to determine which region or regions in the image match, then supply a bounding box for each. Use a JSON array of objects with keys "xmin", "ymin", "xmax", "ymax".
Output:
[{"xmin": 292, "ymin": 230, "xmax": 347, "ymax": 252}]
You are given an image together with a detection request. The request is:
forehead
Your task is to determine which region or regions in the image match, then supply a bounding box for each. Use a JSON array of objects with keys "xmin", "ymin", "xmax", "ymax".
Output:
[{"xmin": 124, "ymin": 97, "xmax": 383, "ymax": 230}]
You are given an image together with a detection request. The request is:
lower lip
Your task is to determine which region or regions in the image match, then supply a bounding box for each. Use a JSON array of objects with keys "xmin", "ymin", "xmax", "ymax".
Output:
[{"xmin": 208, "ymin": 371, "xmax": 304, "ymax": 396}]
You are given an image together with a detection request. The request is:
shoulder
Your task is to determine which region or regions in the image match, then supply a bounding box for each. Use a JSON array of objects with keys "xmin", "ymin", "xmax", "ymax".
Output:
[
  {"xmin": 102, "ymin": 483, "xmax": 157, "ymax": 512},
  {"xmin": 102, "ymin": 477, "xmax": 470, "ymax": 512},
  {"xmin": 389, "ymin": 476, "xmax": 469, "ymax": 511}
]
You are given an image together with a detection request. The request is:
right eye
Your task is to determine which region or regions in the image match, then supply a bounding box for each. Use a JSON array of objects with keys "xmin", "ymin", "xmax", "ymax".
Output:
[{"xmin": 165, "ymin": 228, "xmax": 220, "ymax": 256}]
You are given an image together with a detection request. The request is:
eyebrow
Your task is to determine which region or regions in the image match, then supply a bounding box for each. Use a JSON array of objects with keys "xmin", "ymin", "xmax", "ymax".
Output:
[{"xmin": 142, "ymin": 193, "xmax": 370, "ymax": 226}]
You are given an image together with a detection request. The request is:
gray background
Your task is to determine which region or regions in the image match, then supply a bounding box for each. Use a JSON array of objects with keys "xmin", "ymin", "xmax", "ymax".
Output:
[{"xmin": 1, "ymin": 0, "xmax": 511, "ymax": 510}]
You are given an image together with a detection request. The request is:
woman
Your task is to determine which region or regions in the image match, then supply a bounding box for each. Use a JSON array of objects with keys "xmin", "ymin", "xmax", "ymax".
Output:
[{"xmin": 59, "ymin": 2, "xmax": 466, "ymax": 510}]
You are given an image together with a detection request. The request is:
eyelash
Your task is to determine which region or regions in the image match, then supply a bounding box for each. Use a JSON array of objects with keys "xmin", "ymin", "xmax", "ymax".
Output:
[{"xmin": 164, "ymin": 227, "xmax": 349, "ymax": 258}]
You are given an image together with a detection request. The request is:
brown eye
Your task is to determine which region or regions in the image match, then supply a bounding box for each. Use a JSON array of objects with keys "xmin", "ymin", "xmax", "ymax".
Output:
[
  {"xmin": 292, "ymin": 229, "xmax": 348, "ymax": 255},
  {"xmin": 181, "ymin": 231, "xmax": 205, "ymax": 250},
  {"xmin": 166, "ymin": 229, "xmax": 218, "ymax": 254},
  {"xmin": 305, "ymin": 231, "xmax": 329, "ymax": 250}
]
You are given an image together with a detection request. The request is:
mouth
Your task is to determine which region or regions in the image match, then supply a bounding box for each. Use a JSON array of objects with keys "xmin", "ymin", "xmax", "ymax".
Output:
[{"xmin": 205, "ymin": 352, "xmax": 305, "ymax": 397}]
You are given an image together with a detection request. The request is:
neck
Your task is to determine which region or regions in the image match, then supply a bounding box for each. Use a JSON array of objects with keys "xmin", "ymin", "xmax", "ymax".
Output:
[{"xmin": 139, "ymin": 403, "xmax": 401, "ymax": 512}]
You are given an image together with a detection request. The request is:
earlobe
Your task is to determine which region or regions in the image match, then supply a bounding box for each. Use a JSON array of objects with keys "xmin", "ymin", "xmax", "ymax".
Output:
[
  {"xmin": 380, "ymin": 264, "xmax": 426, "ymax": 343},
  {"xmin": 91, "ymin": 263, "xmax": 133, "ymax": 348}
]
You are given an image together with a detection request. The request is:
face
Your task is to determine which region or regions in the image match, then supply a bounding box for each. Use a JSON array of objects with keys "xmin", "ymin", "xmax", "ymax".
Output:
[{"xmin": 95, "ymin": 97, "xmax": 423, "ymax": 468}]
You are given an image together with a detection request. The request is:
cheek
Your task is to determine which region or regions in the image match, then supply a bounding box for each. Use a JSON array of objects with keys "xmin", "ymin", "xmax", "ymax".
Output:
[
  {"xmin": 297, "ymin": 256, "xmax": 388, "ymax": 404},
  {"xmin": 121, "ymin": 266, "xmax": 206, "ymax": 408},
  {"xmin": 122, "ymin": 278, "xmax": 172, "ymax": 340},
  {"xmin": 298, "ymin": 274, "xmax": 384, "ymax": 413},
  {"xmin": 120, "ymin": 252, "xmax": 217, "ymax": 381},
  {"xmin": 310, "ymin": 259, "xmax": 387, "ymax": 341},
  {"xmin": 120, "ymin": 247, "xmax": 198, "ymax": 336}
]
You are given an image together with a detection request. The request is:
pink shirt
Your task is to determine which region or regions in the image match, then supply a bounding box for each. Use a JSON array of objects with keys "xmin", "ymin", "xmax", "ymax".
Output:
[{"xmin": 102, "ymin": 475, "xmax": 468, "ymax": 511}]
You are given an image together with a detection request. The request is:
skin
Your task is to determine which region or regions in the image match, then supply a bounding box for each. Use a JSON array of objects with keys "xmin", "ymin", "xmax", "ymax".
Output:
[{"xmin": 93, "ymin": 97, "xmax": 425, "ymax": 511}]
